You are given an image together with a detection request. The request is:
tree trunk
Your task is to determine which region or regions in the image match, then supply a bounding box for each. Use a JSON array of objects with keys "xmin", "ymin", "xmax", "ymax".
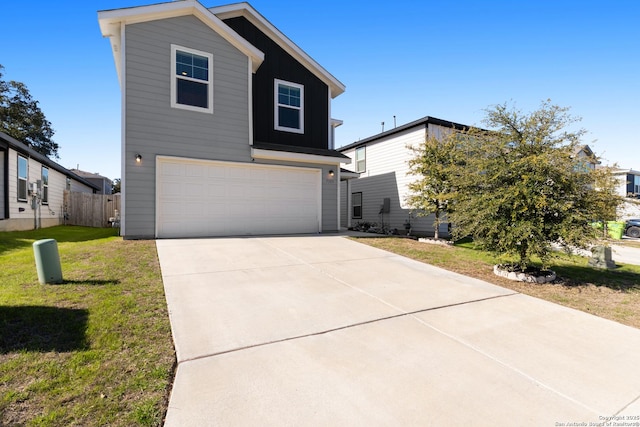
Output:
[{"xmin": 434, "ymin": 210, "xmax": 440, "ymax": 240}]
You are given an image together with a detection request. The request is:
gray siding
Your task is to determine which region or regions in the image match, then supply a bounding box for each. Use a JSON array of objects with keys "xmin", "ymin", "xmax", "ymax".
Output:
[{"xmin": 124, "ymin": 16, "xmax": 251, "ymax": 238}]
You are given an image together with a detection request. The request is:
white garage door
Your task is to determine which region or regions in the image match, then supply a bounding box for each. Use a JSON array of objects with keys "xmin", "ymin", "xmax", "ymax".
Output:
[{"xmin": 156, "ymin": 157, "xmax": 321, "ymax": 238}]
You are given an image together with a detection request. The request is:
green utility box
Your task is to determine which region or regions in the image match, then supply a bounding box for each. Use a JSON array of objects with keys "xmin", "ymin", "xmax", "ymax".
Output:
[{"xmin": 33, "ymin": 239, "xmax": 63, "ymax": 284}]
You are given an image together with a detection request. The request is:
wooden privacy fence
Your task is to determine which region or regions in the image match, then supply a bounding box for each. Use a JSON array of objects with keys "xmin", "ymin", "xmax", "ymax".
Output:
[{"xmin": 63, "ymin": 191, "xmax": 121, "ymax": 228}]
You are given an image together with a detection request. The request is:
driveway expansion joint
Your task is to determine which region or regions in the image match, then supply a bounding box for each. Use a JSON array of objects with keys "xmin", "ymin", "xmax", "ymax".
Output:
[{"xmin": 176, "ymin": 292, "xmax": 520, "ymax": 365}]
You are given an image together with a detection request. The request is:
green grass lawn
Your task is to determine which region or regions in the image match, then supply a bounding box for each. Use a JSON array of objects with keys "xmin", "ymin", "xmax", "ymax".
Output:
[
  {"xmin": 0, "ymin": 226, "xmax": 175, "ymax": 426},
  {"xmin": 354, "ymin": 236, "xmax": 640, "ymax": 329}
]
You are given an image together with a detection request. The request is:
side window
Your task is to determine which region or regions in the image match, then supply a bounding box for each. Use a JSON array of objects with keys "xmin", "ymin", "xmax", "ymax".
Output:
[
  {"xmin": 355, "ymin": 147, "xmax": 366, "ymax": 173},
  {"xmin": 352, "ymin": 192, "xmax": 362, "ymax": 219},
  {"xmin": 275, "ymin": 79, "xmax": 304, "ymax": 134},
  {"xmin": 42, "ymin": 167, "xmax": 49, "ymax": 205},
  {"xmin": 17, "ymin": 155, "xmax": 28, "ymax": 202},
  {"xmin": 171, "ymin": 45, "xmax": 213, "ymax": 114}
]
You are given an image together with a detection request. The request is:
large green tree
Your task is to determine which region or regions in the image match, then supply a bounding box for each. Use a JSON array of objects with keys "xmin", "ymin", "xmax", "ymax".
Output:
[
  {"xmin": 0, "ymin": 64, "xmax": 59, "ymax": 158},
  {"xmin": 448, "ymin": 100, "xmax": 620, "ymax": 269},
  {"xmin": 406, "ymin": 130, "xmax": 464, "ymax": 239}
]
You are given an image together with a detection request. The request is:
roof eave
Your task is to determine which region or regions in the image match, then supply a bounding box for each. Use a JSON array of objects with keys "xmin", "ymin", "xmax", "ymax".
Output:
[
  {"xmin": 210, "ymin": 2, "xmax": 345, "ymax": 98},
  {"xmin": 0, "ymin": 132, "xmax": 101, "ymax": 191},
  {"xmin": 338, "ymin": 116, "xmax": 473, "ymax": 152},
  {"xmin": 98, "ymin": 0, "xmax": 265, "ymax": 84}
]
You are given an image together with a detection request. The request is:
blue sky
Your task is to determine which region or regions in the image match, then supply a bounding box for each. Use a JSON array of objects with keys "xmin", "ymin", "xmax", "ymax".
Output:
[{"xmin": 2, "ymin": 0, "xmax": 639, "ymax": 180}]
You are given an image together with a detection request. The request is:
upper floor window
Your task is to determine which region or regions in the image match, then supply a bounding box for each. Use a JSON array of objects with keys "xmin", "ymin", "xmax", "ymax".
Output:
[
  {"xmin": 42, "ymin": 167, "xmax": 49, "ymax": 205},
  {"xmin": 17, "ymin": 155, "xmax": 28, "ymax": 202},
  {"xmin": 355, "ymin": 147, "xmax": 366, "ymax": 173},
  {"xmin": 275, "ymin": 79, "xmax": 304, "ymax": 134},
  {"xmin": 171, "ymin": 45, "xmax": 213, "ymax": 114}
]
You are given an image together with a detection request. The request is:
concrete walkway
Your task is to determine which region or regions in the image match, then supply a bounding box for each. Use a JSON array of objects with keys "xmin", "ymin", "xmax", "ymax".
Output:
[{"xmin": 156, "ymin": 236, "xmax": 640, "ymax": 426}]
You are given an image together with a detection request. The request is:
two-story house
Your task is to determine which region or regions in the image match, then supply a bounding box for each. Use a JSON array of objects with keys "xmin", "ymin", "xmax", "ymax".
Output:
[
  {"xmin": 98, "ymin": 0, "xmax": 348, "ymax": 239},
  {"xmin": 338, "ymin": 116, "xmax": 469, "ymax": 236}
]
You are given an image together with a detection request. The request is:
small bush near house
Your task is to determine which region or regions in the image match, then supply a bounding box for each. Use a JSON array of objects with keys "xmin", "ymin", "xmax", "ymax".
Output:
[{"xmin": 0, "ymin": 226, "xmax": 175, "ymax": 426}]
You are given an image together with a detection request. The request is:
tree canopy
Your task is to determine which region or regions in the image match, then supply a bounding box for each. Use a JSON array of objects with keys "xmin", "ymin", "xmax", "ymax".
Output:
[
  {"xmin": 409, "ymin": 100, "xmax": 620, "ymax": 269},
  {"xmin": 0, "ymin": 64, "xmax": 59, "ymax": 158},
  {"xmin": 406, "ymin": 129, "xmax": 464, "ymax": 239}
]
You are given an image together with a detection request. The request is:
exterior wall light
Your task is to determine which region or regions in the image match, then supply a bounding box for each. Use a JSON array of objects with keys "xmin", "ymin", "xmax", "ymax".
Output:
[
  {"xmin": 135, "ymin": 154, "xmax": 142, "ymax": 163},
  {"xmin": 328, "ymin": 170, "xmax": 335, "ymax": 178}
]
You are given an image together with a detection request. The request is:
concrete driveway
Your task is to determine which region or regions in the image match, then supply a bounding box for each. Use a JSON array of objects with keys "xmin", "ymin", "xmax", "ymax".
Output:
[{"xmin": 156, "ymin": 235, "xmax": 640, "ymax": 426}]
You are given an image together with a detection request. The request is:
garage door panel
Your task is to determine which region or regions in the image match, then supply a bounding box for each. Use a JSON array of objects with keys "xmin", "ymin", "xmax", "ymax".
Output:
[{"xmin": 157, "ymin": 158, "xmax": 321, "ymax": 238}]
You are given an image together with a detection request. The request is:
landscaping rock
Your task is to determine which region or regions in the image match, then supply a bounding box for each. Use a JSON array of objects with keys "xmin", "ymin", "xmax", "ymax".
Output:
[{"xmin": 493, "ymin": 264, "xmax": 556, "ymax": 283}]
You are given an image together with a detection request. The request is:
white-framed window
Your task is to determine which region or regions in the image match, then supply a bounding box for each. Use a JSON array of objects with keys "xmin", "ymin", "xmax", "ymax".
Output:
[
  {"xmin": 355, "ymin": 147, "xmax": 366, "ymax": 173},
  {"xmin": 171, "ymin": 44, "xmax": 213, "ymax": 114},
  {"xmin": 41, "ymin": 166, "xmax": 49, "ymax": 205},
  {"xmin": 17, "ymin": 155, "xmax": 28, "ymax": 202},
  {"xmin": 635, "ymin": 175, "xmax": 640, "ymax": 194},
  {"xmin": 352, "ymin": 192, "xmax": 362, "ymax": 219},
  {"xmin": 275, "ymin": 79, "xmax": 304, "ymax": 133}
]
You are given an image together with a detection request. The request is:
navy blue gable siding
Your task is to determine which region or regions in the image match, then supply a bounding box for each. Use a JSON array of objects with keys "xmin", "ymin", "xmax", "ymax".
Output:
[{"xmin": 223, "ymin": 16, "xmax": 329, "ymax": 150}]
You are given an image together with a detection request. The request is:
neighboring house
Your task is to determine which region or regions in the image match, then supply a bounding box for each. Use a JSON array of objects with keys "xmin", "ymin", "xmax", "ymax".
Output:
[
  {"xmin": 613, "ymin": 168, "xmax": 640, "ymax": 220},
  {"xmin": 573, "ymin": 144, "xmax": 599, "ymax": 172},
  {"xmin": 613, "ymin": 168, "xmax": 640, "ymax": 199},
  {"xmin": 69, "ymin": 169, "xmax": 113, "ymax": 195},
  {"xmin": 0, "ymin": 131, "xmax": 99, "ymax": 232},
  {"xmin": 98, "ymin": 0, "xmax": 348, "ymax": 239},
  {"xmin": 338, "ymin": 116, "xmax": 469, "ymax": 236}
]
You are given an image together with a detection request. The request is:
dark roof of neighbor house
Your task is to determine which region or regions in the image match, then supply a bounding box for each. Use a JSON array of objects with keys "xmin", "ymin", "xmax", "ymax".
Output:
[
  {"xmin": 0, "ymin": 131, "xmax": 100, "ymax": 191},
  {"xmin": 338, "ymin": 116, "xmax": 474, "ymax": 152},
  {"xmin": 253, "ymin": 141, "xmax": 350, "ymax": 160}
]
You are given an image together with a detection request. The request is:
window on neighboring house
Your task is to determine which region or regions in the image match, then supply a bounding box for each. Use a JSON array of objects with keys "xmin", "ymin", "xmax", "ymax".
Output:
[
  {"xmin": 635, "ymin": 175, "xmax": 640, "ymax": 194},
  {"xmin": 18, "ymin": 155, "xmax": 28, "ymax": 202},
  {"xmin": 355, "ymin": 147, "xmax": 366, "ymax": 173},
  {"xmin": 171, "ymin": 45, "xmax": 213, "ymax": 113},
  {"xmin": 41, "ymin": 167, "xmax": 49, "ymax": 205},
  {"xmin": 66, "ymin": 177, "xmax": 71, "ymax": 191},
  {"xmin": 352, "ymin": 192, "xmax": 362, "ymax": 219},
  {"xmin": 275, "ymin": 79, "xmax": 304, "ymax": 133}
]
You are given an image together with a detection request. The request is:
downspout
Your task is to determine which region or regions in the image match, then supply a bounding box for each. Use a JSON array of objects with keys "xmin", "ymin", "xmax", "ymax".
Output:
[
  {"xmin": 347, "ymin": 179, "xmax": 352, "ymax": 229},
  {"xmin": 2, "ymin": 149, "xmax": 8, "ymax": 219}
]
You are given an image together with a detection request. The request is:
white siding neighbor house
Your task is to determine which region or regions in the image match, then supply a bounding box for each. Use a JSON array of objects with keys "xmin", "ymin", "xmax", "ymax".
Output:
[
  {"xmin": 0, "ymin": 131, "xmax": 99, "ymax": 232},
  {"xmin": 339, "ymin": 116, "xmax": 469, "ymax": 236},
  {"xmin": 613, "ymin": 168, "xmax": 640, "ymax": 220}
]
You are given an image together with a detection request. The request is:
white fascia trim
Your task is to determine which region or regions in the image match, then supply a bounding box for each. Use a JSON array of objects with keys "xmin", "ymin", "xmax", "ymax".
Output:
[
  {"xmin": 331, "ymin": 118, "xmax": 344, "ymax": 128},
  {"xmin": 251, "ymin": 148, "xmax": 348, "ymax": 166},
  {"xmin": 98, "ymin": 0, "xmax": 265, "ymax": 84},
  {"xmin": 210, "ymin": 3, "xmax": 345, "ymax": 98},
  {"xmin": 119, "ymin": 23, "xmax": 127, "ymax": 236},
  {"xmin": 340, "ymin": 170, "xmax": 360, "ymax": 179}
]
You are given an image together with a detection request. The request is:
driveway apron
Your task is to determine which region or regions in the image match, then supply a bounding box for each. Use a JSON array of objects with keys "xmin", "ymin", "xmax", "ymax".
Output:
[{"xmin": 156, "ymin": 236, "xmax": 640, "ymax": 426}]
